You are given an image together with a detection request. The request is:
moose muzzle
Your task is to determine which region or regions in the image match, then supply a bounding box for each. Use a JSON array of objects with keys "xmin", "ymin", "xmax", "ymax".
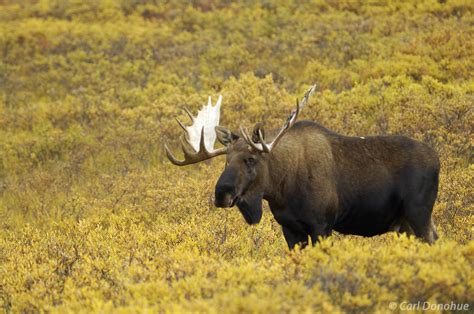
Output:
[{"xmin": 214, "ymin": 168, "xmax": 239, "ymax": 208}]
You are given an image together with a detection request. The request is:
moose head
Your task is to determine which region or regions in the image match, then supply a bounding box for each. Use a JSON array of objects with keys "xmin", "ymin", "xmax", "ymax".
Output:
[{"xmin": 165, "ymin": 86, "xmax": 317, "ymax": 225}]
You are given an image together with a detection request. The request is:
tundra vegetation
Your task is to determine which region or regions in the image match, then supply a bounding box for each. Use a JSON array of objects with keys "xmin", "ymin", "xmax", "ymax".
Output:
[{"xmin": 0, "ymin": 0, "xmax": 473, "ymax": 313}]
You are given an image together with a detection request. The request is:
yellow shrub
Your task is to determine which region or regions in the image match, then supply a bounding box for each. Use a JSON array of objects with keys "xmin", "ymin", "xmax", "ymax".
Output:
[{"xmin": 0, "ymin": 0, "xmax": 472, "ymax": 312}]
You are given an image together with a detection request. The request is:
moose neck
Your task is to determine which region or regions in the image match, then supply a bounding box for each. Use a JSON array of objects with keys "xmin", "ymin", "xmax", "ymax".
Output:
[{"xmin": 262, "ymin": 142, "xmax": 299, "ymax": 207}]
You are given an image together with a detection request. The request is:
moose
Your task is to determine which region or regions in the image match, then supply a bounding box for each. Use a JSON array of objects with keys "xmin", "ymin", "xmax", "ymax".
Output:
[{"xmin": 165, "ymin": 86, "xmax": 440, "ymax": 249}]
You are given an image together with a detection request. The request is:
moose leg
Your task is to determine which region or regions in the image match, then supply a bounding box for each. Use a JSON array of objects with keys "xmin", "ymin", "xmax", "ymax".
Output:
[
  {"xmin": 404, "ymin": 199, "xmax": 438, "ymax": 244},
  {"xmin": 402, "ymin": 171, "xmax": 439, "ymax": 244},
  {"xmin": 398, "ymin": 218, "xmax": 415, "ymax": 235},
  {"xmin": 282, "ymin": 226, "xmax": 308, "ymax": 250},
  {"xmin": 406, "ymin": 215, "xmax": 438, "ymax": 244},
  {"xmin": 309, "ymin": 224, "xmax": 332, "ymax": 246},
  {"xmin": 390, "ymin": 217, "xmax": 415, "ymax": 235}
]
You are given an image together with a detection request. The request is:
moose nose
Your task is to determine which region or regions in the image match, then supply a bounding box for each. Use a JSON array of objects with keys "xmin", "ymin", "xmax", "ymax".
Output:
[
  {"xmin": 216, "ymin": 183, "xmax": 235, "ymax": 195},
  {"xmin": 215, "ymin": 184, "xmax": 236, "ymax": 207},
  {"xmin": 215, "ymin": 168, "xmax": 238, "ymax": 207}
]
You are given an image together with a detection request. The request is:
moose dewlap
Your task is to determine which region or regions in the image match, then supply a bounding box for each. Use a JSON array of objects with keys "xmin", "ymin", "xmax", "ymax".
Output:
[{"xmin": 165, "ymin": 86, "xmax": 440, "ymax": 250}]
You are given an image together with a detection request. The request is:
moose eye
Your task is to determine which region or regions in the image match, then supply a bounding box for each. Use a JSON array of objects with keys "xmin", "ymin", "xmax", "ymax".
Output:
[{"xmin": 245, "ymin": 157, "xmax": 256, "ymax": 165}]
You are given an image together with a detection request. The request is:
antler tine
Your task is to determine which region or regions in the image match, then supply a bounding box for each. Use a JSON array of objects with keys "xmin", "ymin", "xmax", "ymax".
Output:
[
  {"xmin": 183, "ymin": 107, "xmax": 194, "ymax": 122},
  {"xmin": 292, "ymin": 97, "xmax": 300, "ymax": 124},
  {"xmin": 298, "ymin": 84, "xmax": 317, "ymax": 111},
  {"xmin": 199, "ymin": 126, "xmax": 208, "ymax": 154},
  {"xmin": 176, "ymin": 118, "xmax": 187, "ymax": 132},
  {"xmin": 239, "ymin": 125, "xmax": 250, "ymax": 143},
  {"xmin": 180, "ymin": 135, "xmax": 197, "ymax": 156},
  {"xmin": 239, "ymin": 126, "xmax": 264, "ymax": 152},
  {"xmin": 257, "ymin": 129, "xmax": 271, "ymax": 153},
  {"xmin": 164, "ymin": 144, "xmax": 187, "ymax": 166}
]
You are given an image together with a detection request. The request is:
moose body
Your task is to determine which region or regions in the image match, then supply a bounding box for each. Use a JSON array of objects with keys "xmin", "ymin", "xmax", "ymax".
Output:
[
  {"xmin": 166, "ymin": 86, "xmax": 439, "ymax": 249},
  {"xmin": 221, "ymin": 120, "xmax": 440, "ymax": 249}
]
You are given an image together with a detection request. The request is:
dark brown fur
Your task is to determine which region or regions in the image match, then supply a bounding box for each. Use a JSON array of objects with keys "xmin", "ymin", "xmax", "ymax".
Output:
[{"xmin": 214, "ymin": 121, "xmax": 439, "ymax": 249}]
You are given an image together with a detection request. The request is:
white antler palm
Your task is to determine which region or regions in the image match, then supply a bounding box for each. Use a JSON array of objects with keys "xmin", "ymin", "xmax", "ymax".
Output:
[
  {"xmin": 184, "ymin": 96, "xmax": 221, "ymax": 152},
  {"xmin": 165, "ymin": 95, "xmax": 226, "ymax": 166}
]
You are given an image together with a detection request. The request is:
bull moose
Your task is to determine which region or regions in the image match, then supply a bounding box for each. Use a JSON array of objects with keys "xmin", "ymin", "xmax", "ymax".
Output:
[{"xmin": 165, "ymin": 86, "xmax": 440, "ymax": 249}]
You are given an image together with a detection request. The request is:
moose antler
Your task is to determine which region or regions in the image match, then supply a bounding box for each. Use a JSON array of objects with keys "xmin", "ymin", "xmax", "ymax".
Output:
[
  {"xmin": 240, "ymin": 84, "xmax": 317, "ymax": 153},
  {"xmin": 165, "ymin": 96, "xmax": 227, "ymax": 166}
]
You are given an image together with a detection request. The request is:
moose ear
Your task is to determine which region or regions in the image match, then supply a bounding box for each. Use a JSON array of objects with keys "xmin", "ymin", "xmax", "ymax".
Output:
[
  {"xmin": 215, "ymin": 126, "xmax": 239, "ymax": 146},
  {"xmin": 251, "ymin": 122, "xmax": 265, "ymax": 143}
]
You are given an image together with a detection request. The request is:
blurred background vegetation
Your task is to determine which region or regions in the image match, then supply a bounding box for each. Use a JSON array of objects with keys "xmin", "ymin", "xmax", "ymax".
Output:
[{"xmin": 0, "ymin": 0, "xmax": 473, "ymax": 312}]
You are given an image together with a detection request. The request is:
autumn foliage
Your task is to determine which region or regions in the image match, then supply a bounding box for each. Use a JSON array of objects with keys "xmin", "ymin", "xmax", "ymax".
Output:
[{"xmin": 0, "ymin": 0, "xmax": 473, "ymax": 312}]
